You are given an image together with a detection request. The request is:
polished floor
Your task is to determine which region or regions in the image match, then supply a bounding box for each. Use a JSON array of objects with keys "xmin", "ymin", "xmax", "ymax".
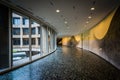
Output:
[{"xmin": 0, "ymin": 46, "xmax": 120, "ymax": 80}]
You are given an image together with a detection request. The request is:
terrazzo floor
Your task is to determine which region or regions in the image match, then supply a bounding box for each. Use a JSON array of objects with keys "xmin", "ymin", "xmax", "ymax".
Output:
[{"xmin": 0, "ymin": 46, "xmax": 120, "ymax": 80}]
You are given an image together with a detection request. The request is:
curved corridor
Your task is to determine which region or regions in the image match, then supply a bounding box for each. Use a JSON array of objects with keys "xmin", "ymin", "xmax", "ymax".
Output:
[{"xmin": 0, "ymin": 46, "xmax": 120, "ymax": 80}]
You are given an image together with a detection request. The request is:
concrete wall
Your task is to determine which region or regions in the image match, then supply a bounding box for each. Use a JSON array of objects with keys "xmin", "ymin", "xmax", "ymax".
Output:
[
  {"xmin": 62, "ymin": 7, "xmax": 120, "ymax": 69},
  {"xmin": 62, "ymin": 35, "xmax": 81, "ymax": 47},
  {"xmin": 100, "ymin": 7, "xmax": 120, "ymax": 69}
]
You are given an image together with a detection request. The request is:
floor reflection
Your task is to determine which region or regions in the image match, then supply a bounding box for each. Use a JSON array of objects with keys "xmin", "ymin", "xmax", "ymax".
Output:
[{"xmin": 0, "ymin": 46, "xmax": 120, "ymax": 80}]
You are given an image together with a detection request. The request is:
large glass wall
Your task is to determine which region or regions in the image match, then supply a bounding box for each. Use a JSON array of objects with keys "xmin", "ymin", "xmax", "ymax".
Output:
[
  {"xmin": 31, "ymin": 20, "xmax": 41, "ymax": 60},
  {"xmin": 12, "ymin": 13, "xmax": 30, "ymax": 66},
  {"xmin": 0, "ymin": 3, "xmax": 56, "ymax": 73}
]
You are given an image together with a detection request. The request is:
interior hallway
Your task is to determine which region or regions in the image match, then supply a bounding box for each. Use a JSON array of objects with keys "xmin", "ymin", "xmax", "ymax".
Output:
[{"xmin": 0, "ymin": 46, "xmax": 120, "ymax": 80}]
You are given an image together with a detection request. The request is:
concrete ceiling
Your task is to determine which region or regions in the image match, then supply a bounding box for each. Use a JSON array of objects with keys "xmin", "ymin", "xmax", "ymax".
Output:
[{"xmin": 9, "ymin": 0, "xmax": 120, "ymax": 37}]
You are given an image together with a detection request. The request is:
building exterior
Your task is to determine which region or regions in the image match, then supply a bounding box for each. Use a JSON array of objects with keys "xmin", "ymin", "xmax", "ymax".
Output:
[{"xmin": 12, "ymin": 13, "xmax": 41, "ymax": 52}]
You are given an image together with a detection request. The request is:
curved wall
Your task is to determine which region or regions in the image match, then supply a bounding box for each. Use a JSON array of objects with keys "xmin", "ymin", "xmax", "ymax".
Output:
[
  {"xmin": 100, "ymin": 7, "xmax": 120, "ymax": 69},
  {"xmin": 80, "ymin": 7, "xmax": 120, "ymax": 69},
  {"xmin": 62, "ymin": 7, "xmax": 120, "ymax": 69}
]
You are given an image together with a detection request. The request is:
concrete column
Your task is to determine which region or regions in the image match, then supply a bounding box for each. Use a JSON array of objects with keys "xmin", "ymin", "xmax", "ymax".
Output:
[
  {"xmin": 36, "ymin": 26, "xmax": 38, "ymax": 47},
  {"xmin": 9, "ymin": 8, "xmax": 12, "ymax": 68},
  {"xmin": 35, "ymin": 38, "xmax": 38, "ymax": 47},
  {"xmin": 20, "ymin": 16, "xmax": 23, "ymax": 48},
  {"xmin": 50, "ymin": 30, "xmax": 52, "ymax": 52},
  {"xmin": 50, "ymin": 30, "xmax": 54, "ymax": 52},
  {"xmin": 54, "ymin": 33, "xmax": 57, "ymax": 49},
  {"xmin": 48, "ymin": 28, "xmax": 50, "ymax": 53},
  {"xmin": 52, "ymin": 32, "xmax": 56, "ymax": 50},
  {"xmin": 29, "ymin": 19, "xmax": 32, "ymax": 61},
  {"xmin": 36, "ymin": 26, "xmax": 38, "ymax": 35},
  {"xmin": 41, "ymin": 25, "xmax": 48, "ymax": 54}
]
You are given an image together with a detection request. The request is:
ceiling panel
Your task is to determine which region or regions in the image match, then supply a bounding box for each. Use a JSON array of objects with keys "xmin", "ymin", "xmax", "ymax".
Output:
[{"xmin": 9, "ymin": 0, "xmax": 120, "ymax": 37}]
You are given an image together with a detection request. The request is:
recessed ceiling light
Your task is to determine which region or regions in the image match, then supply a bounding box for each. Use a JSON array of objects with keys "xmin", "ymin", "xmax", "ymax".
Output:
[
  {"xmin": 88, "ymin": 16, "xmax": 92, "ymax": 19},
  {"xmin": 91, "ymin": 7, "xmax": 95, "ymax": 10},
  {"xmin": 86, "ymin": 21, "xmax": 89, "ymax": 24},
  {"xmin": 56, "ymin": 9, "xmax": 60, "ymax": 13},
  {"xmin": 64, "ymin": 21, "xmax": 68, "ymax": 24}
]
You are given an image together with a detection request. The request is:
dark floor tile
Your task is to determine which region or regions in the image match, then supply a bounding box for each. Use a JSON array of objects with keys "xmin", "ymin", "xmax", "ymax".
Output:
[{"xmin": 0, "ymin": 46, "xmax": 120, "ymax": 80}]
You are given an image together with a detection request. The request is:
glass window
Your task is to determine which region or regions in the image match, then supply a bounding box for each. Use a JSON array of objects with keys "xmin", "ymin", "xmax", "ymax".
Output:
[
  {"xmin": 31, "ymin": 20, "xmax": 41, "ymax": 58},
  {"xmin": 38, "ymin": 38, "xmax": 40, "ymax": 45},
  {"xmin": 12, "ymin": 17, "xmax": 20, "ymax": 25},
  {"xmin": 23, "ymin": 38, "xmax": 29, "ymax": 45},
  {"xmin": 32, "ymin": 28, "xmax": 36, "ymax": 35},
  {"xmin": 12, "ymin": 12, "xmax": 30, "ymax": 67},
  {"xmin": 12, "ymin": 28, "xmax": 20, "ymax": 35},
  {"xmin": 23, "ymin": 17, "xmax": 29, "ymax": 25},
  {"xmin": 23, "ymin": 28, "xmax": 29, "ymax": 35},
  {"xmin": 32, "ymin": 38, "xmax": 36, "ymax": 45},
  {"xmin": 13, "ymin": 38, "xmax": 20, "ymax": 45},
  {"xmin": 38, "ymin": 27, "xmax": 41, "ymax": 34}
]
